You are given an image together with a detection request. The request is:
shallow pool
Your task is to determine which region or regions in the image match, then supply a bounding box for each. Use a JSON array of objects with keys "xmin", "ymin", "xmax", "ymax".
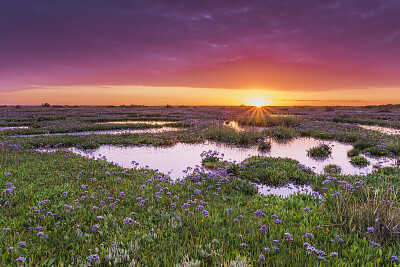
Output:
[
  {"xmin": 358, "ymin": 125, "xmax": 400, "ymax": 135},
  {"xmin": 70, "ymin": 138, "xmax": 396, "ymax": 179},
  {"xmin": 0, "ymin": 126, "xmax": 30, "ymax": 130},
  {"xmin": 19, "ymin": 127, "xmax": 181, "ymax": 137},
  {"xmin": 97, "ymin": 121, "xmax": 176, "ymax": 125}
]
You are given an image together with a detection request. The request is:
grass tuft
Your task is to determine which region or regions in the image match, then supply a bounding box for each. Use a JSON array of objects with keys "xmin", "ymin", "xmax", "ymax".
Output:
[
  {"xmin": 350, "ymin": 156, "xmax": 370, "ymax": 167},
  {"xmin": 307, "ymin": 144, "xmax": 332, "ymax": 158}
]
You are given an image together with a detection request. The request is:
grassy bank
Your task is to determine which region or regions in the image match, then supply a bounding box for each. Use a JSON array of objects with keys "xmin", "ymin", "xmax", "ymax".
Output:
[{"xmin": 1, "ymin": 147, "xmax": 399, "ymax": 265}]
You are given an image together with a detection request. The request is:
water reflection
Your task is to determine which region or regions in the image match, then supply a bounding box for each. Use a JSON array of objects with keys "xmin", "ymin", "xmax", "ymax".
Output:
[
  {"xmin": 0, "ymin": 126, "xmax": 30, "ymax": 130},
  {"xmin": 98, "ymin": 121, "xmax": 175, "ymax": 125},
  {"xmin": 70, "ymin": 138, "xmax": 396, "ymax": 179},
  {"xmin": 225, "ymin": 121, "xmax": 267, "ymax": 132},
  {"xmin": 256, "ymin": 183, "xmax": 317, "ymax": 198},
  {"xmin": 358, "ymin": 125, "xmax": 400, "ymax": 135},
  {"xmin": 19, "ymin": 127, "xmax": 180, "ymax": 137}
]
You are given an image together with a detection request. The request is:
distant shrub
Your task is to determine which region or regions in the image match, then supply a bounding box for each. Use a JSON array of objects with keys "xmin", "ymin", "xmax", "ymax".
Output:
[
  {"xmin": 204, "ymin": 125, "xmax": 264, "ymax": 146},
  {"xmin": 257, "ymin": 140, "xmax": 271, "ymax": 151},
  {"xmin": 237, "ymin": 113, "xmax": 301, "ymax": 127},
  {"xmin": 325, "ymin": 106, "xmax": 335, "ymax": 112},
  {"xmin": 264, "ymin": 126, "xmax": 297, "ymax": 141},
  {"xmin": 350, "ymin": 156, "xmax": 370, "ymax": 167},
  {"xmin": 324, "ymin": 164, "xmax": 342, "ymax": 174},
  {"xmin": 307, "ymin": 144, "xmax": 332, "ymax": 158},
  {"xmin": 347, "ymin": 148, "xmax": 360, "ymax": 157}
]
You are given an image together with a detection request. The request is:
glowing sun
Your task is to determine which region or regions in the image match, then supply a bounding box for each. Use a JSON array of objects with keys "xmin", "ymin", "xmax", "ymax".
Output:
[{"xmin": 247, "ymin": 98, "xmax": 270, "ymax": 107}]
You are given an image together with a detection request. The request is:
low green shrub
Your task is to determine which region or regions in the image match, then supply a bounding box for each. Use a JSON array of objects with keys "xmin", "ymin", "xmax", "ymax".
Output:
[
  {"xmin": 237, "ymin": 114, "xmax": 302, "ymax": 127},
  {"xmin": 235, "ymin": 156, "xmax": 315, "ymax": 184},
  {"xmin": 324, "ymin": 164, "xmax": 342, "ymax": 174},
  {"xmin": 350, "ymin": 156, "xmax": 370, "ymax": 167},
  {"xmin": 257, "ymin": 140, "xmax": 271, "ymax": 151},
  {"xmin": 204, "ymin": 125, "xmax": 264, "ymax": 145},
  {"xmin": 347, "ymin": 148, "xmax": 360, "ymax": 157},
  {"xmin": 307, "ymin": 144, "xmax": 332, "ymax": 158},
  {"xmin": 263, "ymin": 126, "xmax": 298, "ymax": 141}
]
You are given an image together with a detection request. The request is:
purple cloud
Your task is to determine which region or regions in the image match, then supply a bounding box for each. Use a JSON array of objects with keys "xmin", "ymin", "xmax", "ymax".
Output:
[{"xmin": 0, "ymin": 0, "xmax": 399, "ymax": 92}]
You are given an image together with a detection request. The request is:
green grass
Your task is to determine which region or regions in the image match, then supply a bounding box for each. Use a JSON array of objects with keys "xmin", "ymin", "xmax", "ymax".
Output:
[
  {"xmin": 263, "ymin": 126, "xmax": 298, "ymax": 141},
  {"xmin": 237, "ymin": 114, "xmax": 302, "ymax": 127},
  {"xmin": 204, "ymin": 125, "xmax": 264, "ymax": 146},
  {"xmin": 324, "ymin": 164, "xmax": 342, "ymax": 174},
  {"xmin": 257, "ymin": 140, "xmax": 271, "ymax": 151},
  {"xmin": 313, "ymin": 171, "xmax": 400, "ymax": 247},
  {"xmin": 307, "ymin": 144, "xmax": 332, "ymax": 158},
  {"xmin": 350, "ymin": 156, "xmax": 370, "ymax": 167},
  {"xmin": 230, "ymin": 156, "xmax": 316, "ymax": 185},
  {"xmin": 347, "ymin": 148, "xmax": 361, "ymax": 157},
  {"xmin": 1, "ymin": 149, "xmax": 399, "ymax": 265}
]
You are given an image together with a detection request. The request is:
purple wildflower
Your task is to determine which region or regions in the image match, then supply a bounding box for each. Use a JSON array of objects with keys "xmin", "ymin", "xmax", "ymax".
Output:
[
  {"xmin": 369, "ymin": 240, "xmax": 380, "ymax": 247},
  {"xmin": 15, "ymin": 257, "xmax": 26, "ymax": 263},
  {"xmin": 303, "ymin": 233, "xmax": 313, "ymax": 239},
  {"xmin": 335, "ymin": 235, "xmax": 344, "ymax": 242},
  {"xmin": 89, "ymin": 254, "xmax": 99, "ymax": 261},
  {"xmin": 254, "ymin": 209, "xmax": 265, "ymax": 216}
]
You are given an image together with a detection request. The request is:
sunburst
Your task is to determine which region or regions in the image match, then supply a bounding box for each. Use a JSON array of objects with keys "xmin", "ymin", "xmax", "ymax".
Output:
[
  {"xmin": 241, "ymin": 105, "xmax": 277, "ymax": 127},
  {"xmin": 248, "ymin": 98, "xmax": 270, "ymax": 107}
]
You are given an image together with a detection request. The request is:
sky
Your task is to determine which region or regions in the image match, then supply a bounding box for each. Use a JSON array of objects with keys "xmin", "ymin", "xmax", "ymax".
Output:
[{"xmin": 1, "ymin": 0, "xmax": 400, "ymax": 106}]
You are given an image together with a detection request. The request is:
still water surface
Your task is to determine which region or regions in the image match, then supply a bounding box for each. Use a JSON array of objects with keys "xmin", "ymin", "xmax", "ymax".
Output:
[
  {"xmin": 71, "ymin": 138, "xmax": 396, "ymax": 179},
  {"xmin": 98, "ymin": 121, "xmax": 176, "ymax": 125},
  {"xmin": 0, "ymin": 126, "xmax": 30, "ymax": 130},
  {"xmin": 21, "ymin": 127, "xmax": 180, "ymax": 137},
  {"xmin": 358, "ymin": 125, "xmax": 400, "ymax": 135}
]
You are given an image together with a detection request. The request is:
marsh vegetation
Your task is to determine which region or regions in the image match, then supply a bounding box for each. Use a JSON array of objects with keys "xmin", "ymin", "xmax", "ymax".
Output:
[{"xmin": 1, "ymin": 105, "xmax": 400, "ymax": 265}]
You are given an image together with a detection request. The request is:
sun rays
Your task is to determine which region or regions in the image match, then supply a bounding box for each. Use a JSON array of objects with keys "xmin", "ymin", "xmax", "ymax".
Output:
[{"xmin": 242, "ymin": 105, "xmax": 276, "ymax": 126}]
